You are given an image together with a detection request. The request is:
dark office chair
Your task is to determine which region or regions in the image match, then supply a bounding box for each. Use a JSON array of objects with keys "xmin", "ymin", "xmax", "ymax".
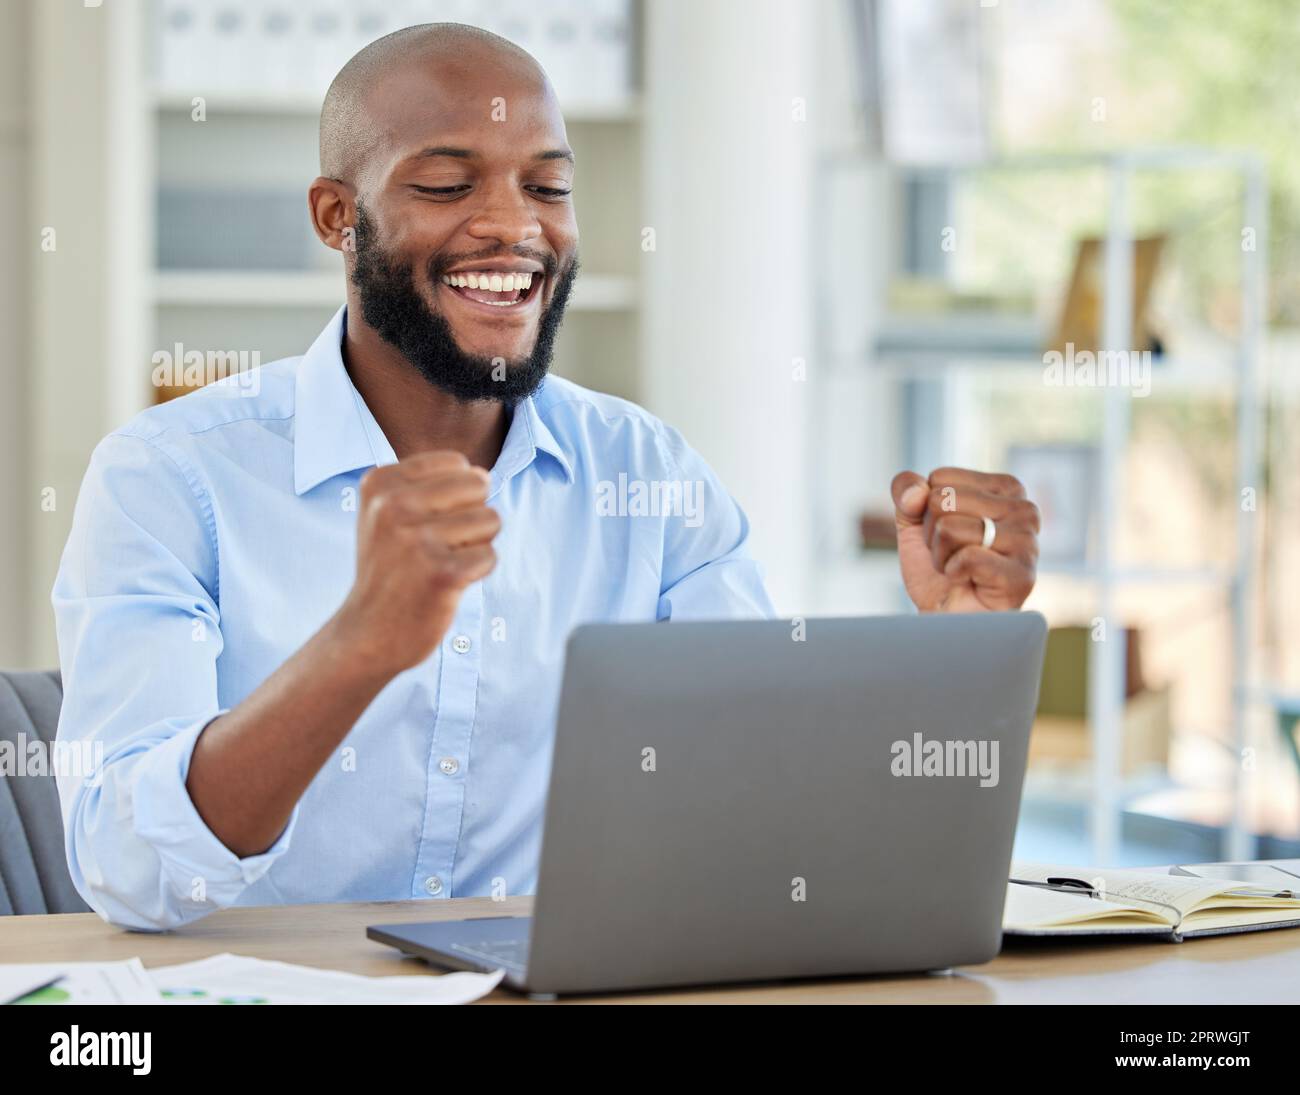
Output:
[{"xmin": 0, "ymin": 670, "xmax": 89, "ymax": 915}]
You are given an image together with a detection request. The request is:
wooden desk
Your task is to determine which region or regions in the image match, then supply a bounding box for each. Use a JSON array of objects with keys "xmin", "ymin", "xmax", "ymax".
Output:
[{"xmin": 4, "ymin": 892, "xmax": 1299, "ymax": 1003}]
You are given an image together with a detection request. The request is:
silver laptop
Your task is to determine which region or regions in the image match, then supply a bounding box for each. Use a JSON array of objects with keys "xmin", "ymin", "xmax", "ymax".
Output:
[{"xmin": 368, "ymin": 612, "xmax": 1047, "ymax": 996}]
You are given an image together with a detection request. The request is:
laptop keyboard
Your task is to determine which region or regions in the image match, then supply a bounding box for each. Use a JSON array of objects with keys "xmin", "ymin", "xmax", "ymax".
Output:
[{"xmin": 449, "ymin": 938, "xmax": 530, "ymax": 973}]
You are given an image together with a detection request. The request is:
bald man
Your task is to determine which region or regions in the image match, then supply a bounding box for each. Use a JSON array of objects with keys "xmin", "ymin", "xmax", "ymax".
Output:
[{"xmin": 52, "ymin": 25, "xmax": 1040, "ymax": 930}]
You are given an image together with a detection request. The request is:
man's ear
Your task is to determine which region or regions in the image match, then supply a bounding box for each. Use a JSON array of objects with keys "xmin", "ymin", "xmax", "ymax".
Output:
[{"xmin": 307, "ymin": 177, "xmax": 356, "ymax": 254}]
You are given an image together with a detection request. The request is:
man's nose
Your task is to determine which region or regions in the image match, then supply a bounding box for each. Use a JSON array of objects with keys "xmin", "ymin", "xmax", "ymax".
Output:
[{"xmin": 465, "ymin": 181, "xmax": 543, "ymax": 248}]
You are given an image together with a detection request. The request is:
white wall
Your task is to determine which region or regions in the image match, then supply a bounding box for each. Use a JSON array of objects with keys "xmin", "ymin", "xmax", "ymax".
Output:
[
  {"xmin": 24, "ymin": 0, "xmax": 121, "ymax": 669},
  {"xmin": 640, "ymin": 0, "xmax": 814, "ymax": 614},
  {"xmin": 0, "ymin": 0, "xmax": 28, "ymax": 666},
  {"xmin": 640, "ymin": 0, "xmax": 900, "ymax": 618},
  {"xmin": 806, "ymin": 0, "xmax": 907, "ymax": 616}
]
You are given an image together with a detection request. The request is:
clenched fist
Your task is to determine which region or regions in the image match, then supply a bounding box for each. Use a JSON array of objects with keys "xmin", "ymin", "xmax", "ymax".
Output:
[
  {"xmin": 334, "ymin": 451, "xmax": 500, "ymax": 674},
  {"xmin": 891, "ymin": 466, "xmax": 1039, "ymax": 613}
]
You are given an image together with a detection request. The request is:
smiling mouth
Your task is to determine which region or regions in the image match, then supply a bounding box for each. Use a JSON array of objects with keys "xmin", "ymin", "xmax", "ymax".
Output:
[{"xmin": 440, "ymin": 270, "xmax": 542, "ymax": 308}]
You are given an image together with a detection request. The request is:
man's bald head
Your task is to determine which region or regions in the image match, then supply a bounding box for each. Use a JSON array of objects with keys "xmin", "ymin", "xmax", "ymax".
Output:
[{"xmin": 319, "ymin": 22, "xmax": 550, "ymax": 183}]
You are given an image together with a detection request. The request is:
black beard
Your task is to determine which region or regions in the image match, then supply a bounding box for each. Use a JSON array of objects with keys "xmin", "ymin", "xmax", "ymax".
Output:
[{"xmin": 349, "ymin": 202, "xmax": 578, "ymax": 404}]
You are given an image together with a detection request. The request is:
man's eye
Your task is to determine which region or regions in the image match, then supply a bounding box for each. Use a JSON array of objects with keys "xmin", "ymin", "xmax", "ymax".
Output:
[
  {"xmin": 527, "ymin": 185, "xmax": 572, "ymax": 198},
  {"xmin": 412, "ymin": 184, "xmax": 471, "ymax": 197}
]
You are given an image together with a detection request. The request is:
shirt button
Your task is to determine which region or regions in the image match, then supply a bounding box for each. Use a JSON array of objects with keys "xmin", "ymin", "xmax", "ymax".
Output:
[
  {"xmin": 424, "ymin": 876, "xmax": 443, "ymax": 897},
  {"xmin": 451, "ymin": 634, "xmax": 472, "ymax": 654},
  {"xmin": 439, "ymin": 757, "xmax": 459, "ymax": 776}
]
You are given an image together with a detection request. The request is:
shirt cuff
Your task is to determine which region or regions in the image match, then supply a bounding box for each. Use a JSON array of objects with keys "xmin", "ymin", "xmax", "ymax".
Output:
[{"xmin": 130, "ymin": 711, "xmax": 298, "ymax": 903}]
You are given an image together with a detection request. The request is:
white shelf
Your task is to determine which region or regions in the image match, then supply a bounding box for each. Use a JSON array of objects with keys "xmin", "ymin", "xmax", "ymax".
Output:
[
  {"xmin": 874, "ymin": 311, "xmax": 1043, "ymax": 358},
  {"xmin": 846, "ymin": 347, "xmax": 1244, "ymax": 395},
  {"xmin": 151, "ymin": 89, "xmax": 642, "ymax": 125},
  {"xmin": 153, "ymin": 270, "xmax": 638, "ymax": 312},
  {"xmin": 153, "ymin": 270, "xmax": 341, "ymax": 308}
]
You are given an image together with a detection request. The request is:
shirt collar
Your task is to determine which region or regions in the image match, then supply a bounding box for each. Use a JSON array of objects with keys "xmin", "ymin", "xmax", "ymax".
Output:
[
  {"xmin": 294, "ymin": 305, "xmax": 574, "ymax": 496},
  {"xmin": 489, "ymin": 384, "xmax": 574, "ymax": 494}
]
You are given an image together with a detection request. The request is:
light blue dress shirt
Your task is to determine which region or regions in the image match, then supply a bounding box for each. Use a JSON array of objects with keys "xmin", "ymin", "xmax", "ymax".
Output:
[{"xmin": 52, "ymin": 305, "xmax": 773, "ymax": 930}]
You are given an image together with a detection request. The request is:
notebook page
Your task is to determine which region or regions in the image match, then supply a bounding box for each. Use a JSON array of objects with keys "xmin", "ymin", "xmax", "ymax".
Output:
[
  {"xmin": 1004, "ymin": 878, "xmax": 1170, "ymax": 932},
  {"xmin": 1011, "ymin": 862, "xmax": 1244, "ymax": 922},
  {"xmin": 1180, "ymin": 904, "xmax": 1300, "ymax": 933}
]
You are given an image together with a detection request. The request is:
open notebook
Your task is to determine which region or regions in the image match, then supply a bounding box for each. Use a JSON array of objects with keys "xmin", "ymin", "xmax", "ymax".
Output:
[{"xmin": 1004, "ymin": 862, "xmax": 1300, "ymax": 941}]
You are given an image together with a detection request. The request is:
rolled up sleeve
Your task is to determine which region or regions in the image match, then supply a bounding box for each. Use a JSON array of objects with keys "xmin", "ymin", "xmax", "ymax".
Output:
[
  {"xmin": 52, "ymin": 432, "xmax": 297, "ymax": 931},
  {"xmin": 653, "ymin": 424, "xmax": 776, "ymax": 622}
]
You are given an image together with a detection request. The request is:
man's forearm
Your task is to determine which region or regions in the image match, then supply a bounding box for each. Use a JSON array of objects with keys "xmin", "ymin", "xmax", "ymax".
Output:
[
  {"xmin": 184, "ymin": 454, "xmax": 496, "ymax": 860},
  {"xmin": 185, "ymin": 612, "xmax": 397, "ymax": 858}
]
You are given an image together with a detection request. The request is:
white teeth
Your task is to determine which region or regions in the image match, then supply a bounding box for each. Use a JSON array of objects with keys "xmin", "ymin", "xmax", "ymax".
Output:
[{"xmin": 443, "ymin": 271, "xmax": 537, "ymax": 297}]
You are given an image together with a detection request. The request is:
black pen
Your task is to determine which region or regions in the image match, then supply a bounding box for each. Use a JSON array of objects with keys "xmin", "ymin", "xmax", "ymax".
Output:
[{"xmin": 1009, "ymin": 876, "xmax": 1102, "ymax": 899}]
